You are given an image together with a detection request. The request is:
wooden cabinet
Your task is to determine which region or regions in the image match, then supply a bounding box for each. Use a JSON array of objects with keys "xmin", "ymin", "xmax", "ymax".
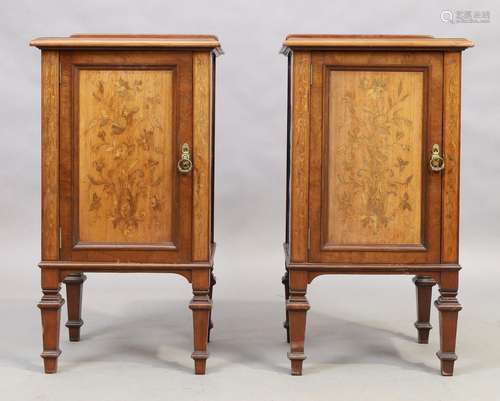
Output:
[
  {"xmin": 31, "ymin": 34, "xmax": 222, "ymax": 374},
  {"xmin": 281, "ymin": 35, "xmax": 473, "ymax": 376}
]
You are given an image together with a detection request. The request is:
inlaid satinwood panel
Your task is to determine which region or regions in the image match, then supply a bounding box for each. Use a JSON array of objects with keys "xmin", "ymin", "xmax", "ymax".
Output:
[
  {"xmin": 78, "ymin": 69, "xmax": 174, "ymax": 244},
  {"xmin": 59, "ymin": 51, "xmax": 194, "ymax": 262},
  {"xmin": 327, "ymin": 70, "xmax": 424, "ymax": 245},
  {"xmin": 309, "ymin": 52, "xmax": 443, "ymax": 264}
]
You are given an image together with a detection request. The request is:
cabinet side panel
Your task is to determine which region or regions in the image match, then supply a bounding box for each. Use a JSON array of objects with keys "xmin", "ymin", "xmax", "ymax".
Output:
[
  {"xmin": 290, "ymin": 52, "xmax": 311, "ymax": 262},
  {"xmin": 442, "ymin": 52, "xmax": 462, "ymax": 263},
  {"xmin": 41, "ymin": 50, "xmax": 60, "ymax": 260},
  {"xmin": 210, "ymin": 53, "xmax": 216, "ymax": 246},
  {"xmin": 192, "ymin": 52, "xmax": 211, "ymax": 261},
  {"xmin": 285, "ymin": 53, "xmax": 292, "ymax": 244}
]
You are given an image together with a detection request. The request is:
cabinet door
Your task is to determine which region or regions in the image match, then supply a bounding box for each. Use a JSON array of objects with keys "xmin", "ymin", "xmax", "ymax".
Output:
[
  {"xmin": 60, "ymin": 51, "xmax": 193, "ymax": 263},
  {"xmin": 309, "ymin": 52, "xmax": 443, "ymax": 264}
]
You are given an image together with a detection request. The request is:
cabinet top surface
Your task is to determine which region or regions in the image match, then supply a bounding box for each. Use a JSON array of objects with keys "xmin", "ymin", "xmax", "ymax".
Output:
[
  {"xmin": 30, "ymin": 34, "xmax": 223, "ymax": 54},
  {"xmin": 282, "ymin": 34, "xmax": 473, "ymax": 52}
]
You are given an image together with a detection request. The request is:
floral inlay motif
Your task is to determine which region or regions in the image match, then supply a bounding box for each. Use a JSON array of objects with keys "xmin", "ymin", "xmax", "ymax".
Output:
[
  {"xmin": 78, "ymin": 70, "xmax": 173, "ymax": 242},
  {"xmin": 328, "ymin": 70, "xmax": 423, "ymax": 245}
]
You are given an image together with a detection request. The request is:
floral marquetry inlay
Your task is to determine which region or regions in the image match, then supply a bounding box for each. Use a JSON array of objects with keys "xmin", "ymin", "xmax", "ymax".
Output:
[
  {"xmin": 78, "ymin": 69, "xmax": 174, "ymax": 243},
  {"xmin": 327, "ymin": 70, "xmax": 424, "ymax": 245}
]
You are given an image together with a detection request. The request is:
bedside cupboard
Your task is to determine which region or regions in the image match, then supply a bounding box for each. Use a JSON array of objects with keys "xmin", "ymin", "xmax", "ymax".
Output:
[
  {"xmin": 281, "ymin": 35, "xmax": 473, "ymax": 376},
  {"xmin": 31, "ymin": 34, "xmax": 222, "ymax": 374}
]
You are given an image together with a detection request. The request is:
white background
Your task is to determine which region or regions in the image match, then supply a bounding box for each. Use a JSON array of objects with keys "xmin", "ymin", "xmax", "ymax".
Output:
[{"xmin": 1, "ymin": 0, "xmax": 499, "ymax": 400}]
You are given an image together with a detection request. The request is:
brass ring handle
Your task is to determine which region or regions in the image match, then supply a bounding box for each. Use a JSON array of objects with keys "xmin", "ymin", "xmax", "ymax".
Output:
[
  {"xmin": 177, "ymin": 143, "xmax": 193, "ymax": 174},
  {"xmin": 429, "ymin": 144, "xmax": 445, "ymax": 172}
]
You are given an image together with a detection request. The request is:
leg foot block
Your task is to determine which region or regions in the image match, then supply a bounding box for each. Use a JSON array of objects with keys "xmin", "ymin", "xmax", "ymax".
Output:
[
  {"xmin": 192, "ymin": 351, "xmax": 209, "ymax": 375},
  {"xmin": 41, "ymin": 350, "xmax": 61, "ymax": 374},
  {"xmin": 414, "ymin": 322, "xmax": 432, "ymax": 344},
  {"xmin": 288, "ymin": 352, "xmax": 306, "ymax": 376},
  {"xmin": 66, "ymin": 319, "xmax": 84, "ymax": 342},
  {"xmin": 437, "ymin": 351, "xmax": 457, "ymax": 376}
]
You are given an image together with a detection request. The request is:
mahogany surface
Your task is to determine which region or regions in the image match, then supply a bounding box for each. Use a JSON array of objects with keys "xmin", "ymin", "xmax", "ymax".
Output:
[
  {"xmin": 32, "ymin": 34, "xmax": 220, "ymax": 374},
  {"xmin": 282, "ymin": 34, "xmax": 473, "ymax": 376}
]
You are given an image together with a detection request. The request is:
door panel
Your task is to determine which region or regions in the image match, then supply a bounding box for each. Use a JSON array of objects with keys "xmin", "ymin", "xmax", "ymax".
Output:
[
  {"xmin": 310, "ymin": 52, "xmax": 443, "ymax": 264},
  {"xmin": 60, "ymin": 51, "xmax": 193, "ymax": 263},
  {"xmin": 78, "ymin": 69, "xmax": 175, "ymax": 244},
  {"xmin": 327, "ymin": 69, "xmax": 424, "ymax": 246}
]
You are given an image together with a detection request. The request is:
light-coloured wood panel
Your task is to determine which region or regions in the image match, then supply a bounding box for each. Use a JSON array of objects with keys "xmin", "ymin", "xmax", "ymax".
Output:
[
  {"xmin": 327, "ymin": 70, "xmax": 424, "ymax": 245},
  {"xmin": 41, "ymin": 50, "xmax": 60, "ymax": 260},
  {"xmin": 192, "ymin": 52, "xmax": 211, "ymax": 261},
  {"xmin": 78, "ymin": 69, "xmax": 174, "ymax": 243},
  {"xmin": 290, "ymin": 52, "xmax": 311, "ymax": 262},
  {"xmin": 442, "ymin": 52, "xmax": 462, "ymax": 263},
  {"xmin": 309, "ymin": 52, "xmax": 442, "ymax": 264}
]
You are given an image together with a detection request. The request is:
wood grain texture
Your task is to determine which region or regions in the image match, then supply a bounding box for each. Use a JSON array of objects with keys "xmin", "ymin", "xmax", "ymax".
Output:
[
  {"xmin": 441, "ymin": 52, "xmax": 462, "ymax": 263},
  {"xmin": 78, "ymin": 69, "xmax": 174, "ymax": 244},
  {"xmin": 41, "ymin": 51, "xmax": 60, "ymax": 261},
  {"xmin": 63, "ymin": 272, "xmax": 86, "ymax": 341},
  {"xmin": 283, "ymin": 35, "xmax": 471, "ymax": 377},
  {"xmin": 287, "ymin": 34, "xmax": 434, "ymax": 39},
  {"xmin": 413, "ymin": 275, "xmax": 437, "ymax": 343},
  {"xmin": 286, "ymin": 270, "xmax": 310, "ymax": 375},
  {"xmin": 289, "ymin": 52, "xmax": 311, "ymax": 262},
  {"xmin": 192, "ymin": 52, "xmax": 211, "ymax": 261},
  {"xmin": 39, "ymin": 268, "xmax": 64, "ymax": 373},
  {"xmin": 309, "ymin": 51, "xmax": 443, "ymax": 264},
  {"xmin": 31, "ymin": 35, "xmax": 221, "ymax": 50},
  {"xmin": 435, "ymin": 270, "xmax": 462, "ymax": 375},
  {"xmin": 35, "ymin": 38, "xmax": 217, "ymax": 375},
  {"xmin": 327, "ymin": 70, "xmax": 423, "ymax": 245},
  {"xmin": 282, "ymin": 35, "xmax": 474, "ymax": 51},
  {"xmin": 189, "ymin": 269, "xmax": 212, "ymax": 374},
  {"xmin": 70, "ymin": 34, "xmax": 219, "ymax": 39},
  {"xmin": 59, "ymin": 51, "xmax": 194, "ymax": 263}
]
